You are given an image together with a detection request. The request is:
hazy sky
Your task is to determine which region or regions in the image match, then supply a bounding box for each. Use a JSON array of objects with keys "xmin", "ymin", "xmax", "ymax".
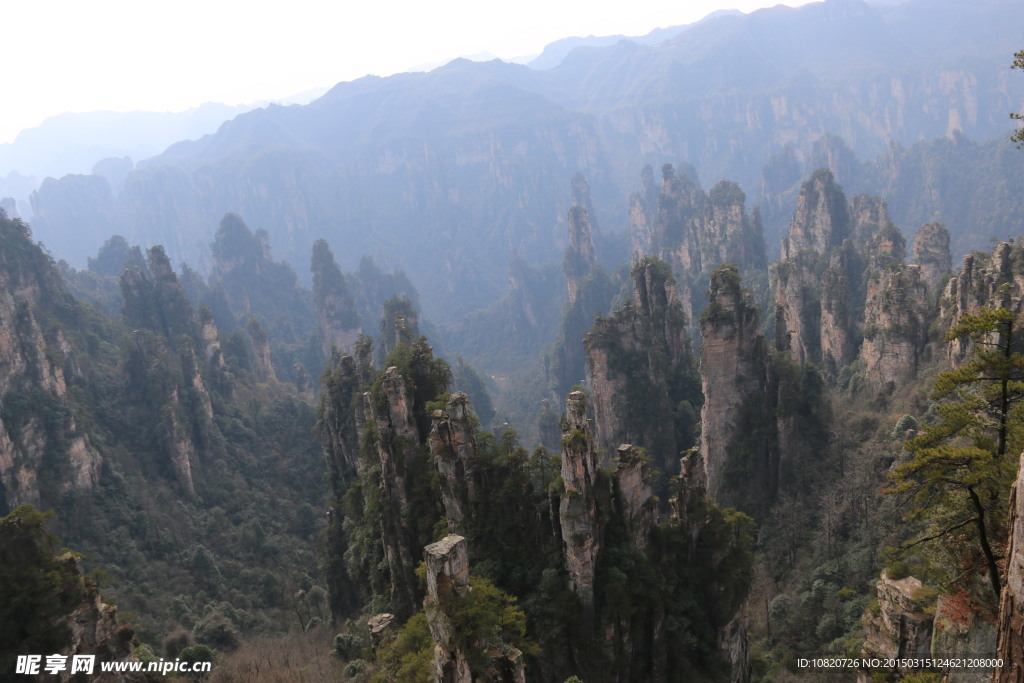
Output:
[{"xmin": 1, "ymin": 0, "xmax": 815, "ymax": 144}]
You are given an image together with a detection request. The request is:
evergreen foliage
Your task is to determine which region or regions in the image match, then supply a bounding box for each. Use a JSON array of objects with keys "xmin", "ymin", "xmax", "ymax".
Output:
[{"xmin": 890, "ymin": 307, "xmax": 1024, "ymax": 606}]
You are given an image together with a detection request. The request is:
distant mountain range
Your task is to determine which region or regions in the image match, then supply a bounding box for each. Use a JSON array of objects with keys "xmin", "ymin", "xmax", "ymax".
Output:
[{"xmin": 18, "ymin": 0, "xmax": 1024, "ymax": 323}]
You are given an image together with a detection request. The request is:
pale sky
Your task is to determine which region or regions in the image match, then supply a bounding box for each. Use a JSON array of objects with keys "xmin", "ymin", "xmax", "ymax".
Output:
[{"xmin": 1, "ymin": 0, "xmax": 816, "ymax": 144}]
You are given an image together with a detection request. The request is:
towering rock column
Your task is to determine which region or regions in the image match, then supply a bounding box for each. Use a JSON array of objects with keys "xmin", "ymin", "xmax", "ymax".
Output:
[
  {"xmin": 365, "ymin": 365, "xmax": 422, "ymax": 617},
  {"xmin": 428, "ymin": 393, "xmax": 479, "ymax": 531},
  {"xmin": 423, "ymin": 535, "xmax": 527, "ymax": 683},
  {"xmin": 559, "ymin": 391, "xmax": 602, "ymax": 620},
  {"xmin": 424, "ymin": 535, "xmax": 474, "ymax": 683},
  {"xmin": 699, "ymin": 265, "xmax": 770, "ymax": 500},
  {"xmin": 565, "ymin": 206, "xmax": 597, "ymax": 306}
]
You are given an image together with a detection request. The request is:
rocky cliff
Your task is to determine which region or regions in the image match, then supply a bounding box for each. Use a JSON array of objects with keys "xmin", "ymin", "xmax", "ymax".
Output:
[
  {"xmin": 558, "ymin": 391, "xmax": 602, "ymax": 621},
  {"xmin": 565, "ymin": 174, "xmax": 599, "ymax": 308},
  {"xmin": 0, "ymin": 505, "xmax": 136, "ymax": 681},
  {"xmin": 996, "ymin": 447, "xmax": 1024, "ymax": 683},
  {"xmin": 583, "ymin": 258, "xmax": 698, "ymax": 475},
  {"xmin": 423, "ymin": 534, "xmax": 527, "ymax": 683},
  {"xmin": 312, "ymin": 239, "xmax": 361, "ymax": 358},
  {"xmin": 861, "ymin": 265, "xmax": 929, "ymax": 391},
  {"xmin": 700, "ymin": 265, "xmax": 772, "ymax": 503},
  {"xmin": 913, "ymin": 222, "xmax": 953, "ymax": 296},
  {"xmin": 428, "ymin": 393, "xmax": 479, "ymax": 532},
  {"xmin": 365, "ymin": 364, "xmax": 423, "ymax": 617},
  {"xmin": 0, "ymin": 212, "xmax": 100, "ymax": 510},
  {"xmin": 940, "ymin": 240, "xmax": 1024, "ymax": 364},
  {"xmin": 634, "ymin": 165, "xmax": 768, "ymax": 330}
]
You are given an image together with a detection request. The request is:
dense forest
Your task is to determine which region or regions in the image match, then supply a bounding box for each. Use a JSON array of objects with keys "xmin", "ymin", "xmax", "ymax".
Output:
[{"xmin": 4, "ymin": 1, "xmax": 1024, "ymax": 682}]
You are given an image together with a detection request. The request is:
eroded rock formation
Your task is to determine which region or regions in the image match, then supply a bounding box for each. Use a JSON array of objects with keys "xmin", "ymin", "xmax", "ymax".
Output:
[
  {"xmin": 700, "ymin": 265, "xmax": 771, "ymax": 501},
  {"xmin": 861, "ymin": 265, "xmax": 929, "ymax": 391},
  {"xmin": 312, "ymin": 239, "xmax": 361, "ymax": 357},
  {"xmin": 913, "ymin": 222, "xmax": 953, "ymax": 295},
  {"xmin": 429, "ymin": 393, "xmax": 479, "ymax": 531},
  {"xmin": 0, "ymin": 216, "xmax": 100, "ymax": 508},
  {"xmin": 558, "ymin": 391, "xmax": 602, "ymax": 619},
  {"xmin": 424, "ymin": 535, "xmax": 526, "ymax": 683},
  {"xmin": 996, "ymin": 448, "xmax": 1024, "ymax": 682},
  {"xmin": 584, "ymin": 258, "xmax": 696, "ymax": 472}
]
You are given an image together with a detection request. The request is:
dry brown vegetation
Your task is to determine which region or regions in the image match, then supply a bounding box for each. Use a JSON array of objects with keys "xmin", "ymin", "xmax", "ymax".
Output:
[{"xmin": 208, "ymin": 626, "xmax": 347, "ymax": 682}]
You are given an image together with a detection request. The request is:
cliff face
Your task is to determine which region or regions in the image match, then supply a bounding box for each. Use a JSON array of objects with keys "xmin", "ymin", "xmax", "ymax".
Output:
[
  {"xmin": 558, "ymin": 391, "xmax": 602, "ymax": 619},
  {"xmin": 0, "ymin": 214, "xmax": 100, "ymax": 509},
  {"xmin": 940, "ymin": 240, "xmax": 1024, "ymax": 364},
  {"xmin": 636, "ymin": 166, "xmax": 768, "ymax": 329},
  {"xmin": 0, "ymin": 506, "xmax": 136, "ymax": 680},
  {"xmin": 772, "ymin": 169, "xmax": 942, "ymax": 390},
  {"xmin": 423, "ymin": 535, "xmax": 527, "ymax": 683},
  {"xmin": 565, "ymin": 177, "xmax": 599, "ymax": 307},
  {"xmin": 584, "ymin": 258, "xmax": 697, "ymax": 473},
  {"xmin": 861, "ymin": 265, "xmax": 929, "ymax": 391},
  {"xmin": 996, "ymin": 447, "xmax": 1024, "ymax": 682},
  {"xmin": 774, "ymin": 169, "xmax": 857, "ymax": 372},
  {"xmin": 700, "ymin": 265, "xmax": 771, "ymax": 502},
  {"xmin": 612, "ymin": 444, "xmax": 655, "ymax": 552},
  {"xmin": 913, "ymin": 222, "xmax": 953, "ymax": 295},
  {"xmin": 780, "ymin": 168, "xmax": 851, "ymax": 260},
  {"xmin": 860, "ymin": 572, "xmax": 934, "ymax": 676},
  {"xmin": 628, "ymin": 165, "xmax": 658, "ymax": 260},
  {"xmin": 365, "ymin": 365, "xmax": 422, "ymax": 617},
  {"xmin": 428, "ymin": 393, "xmax": 479, "ymax": 532},
  {"xmin": 424, "ymin": 535, "xmax": 475, "ymax": 683},
  {"xmin": 312, "ymin": 239, "xmax": 361, "ymax": 358}
]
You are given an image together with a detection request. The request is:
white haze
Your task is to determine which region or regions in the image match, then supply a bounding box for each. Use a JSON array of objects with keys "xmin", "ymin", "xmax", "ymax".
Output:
[{"xmin": 1, "ymin": 0, "xmax": 817, "ymax": 146}]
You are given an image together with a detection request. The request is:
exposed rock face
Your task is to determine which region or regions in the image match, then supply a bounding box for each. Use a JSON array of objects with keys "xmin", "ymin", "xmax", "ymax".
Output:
[
  {"xmin": 0, "ymin": 507, "xmax": 136, "ymax": 680},
  {"xmin": 198, "ymin": 307, "xmax": 226, "ymax": 370},
  {"xmin": 781, "ymin": 169, "xmax": 851, "ymax": 260},
  {"xmin": 700, "ymin": 265, "xmax": 770, "ymax": 500},
  {"xmin": 861, "ymin": 571, "xmax": 933, "ymax": 666},
  {"xmin": 423, "ymin": 535, "xmax": 526, "ymax": 683},
  {"xmin": 565, "ymin": 207, "xmax": 598, "ymax": 307},
  {"xmin": 558, "ymin": 391, "xmax": 602, "ymax": 619},
  {"xmin": 565, "ymin": 173, "xmax": 598, "ymax": 306},
  {"xmin": 720, "ymin": 608, "xmax": 752, "ymax": 683},
  {"xmin": 642, "ymin": 166, "xmax": 768, "ymax": 328},
  {"xmin": 774, "ymin": 169, "xmax": 859, "ymax": 372},
  {"xmin": 584, "ymin": 258, "xmax": 695, "ymax": 472},
  {"xmin": 126, "ymin": 330, "xmax": 207, "ymax": 496},
  {"xmin": 428, "ymin": 393, "xmax": 479, "ymax": 531},
  {"xmin": 773, "ymin": 252, "xmax": 823, "ymax": 367},
  {"xmin": 0, "ymin": 215, "xmax": 101, "ymax": 508},
  {"xmin": 365, "ymin": 365, "xmax": 422, "ymax": 617},
  {"xmin": 670, "ymin": 450, "xmax": 708, "ymax": 547},
  {"xmin": 379, "ymin": 296, "xmax": 421, "ymax": 359},
  {"xmin": 913, "ymin": 222, "xmax": 953, "ymax": 294},
  {"xmin": 246, "ymin": 318, "xmax": 275, "ymax": 381},
  {"xmin": 628, "ymin": 165, "xmax": 658, "ymax": 260},
  {"xmin": 312, "ymin": 239, "xmax": 361, "ymax": 357},
  {"xmin": 424, "ymin": 535, "xmax": 473, "ymax": 683},
  {"xmin": 850, "ymin": 194, "xmax": 890, "ymax": 247},
  {"xmin": 772, "ymin": 170, "xmax": 937, "ymax": 389},
  {"xmin": 612, "ymin": 444, "xmax": 655, "ymax": 551},
  {"xmin": 996, "ymin": 448, "xmax": 1024, "ymax": 682},
  {"xmin": 940, "ymin": 240, "xmax": 1024, "ymax": 364},
  {"xmin": 317, "ymin": 353, "xmax": 363, "ymax": 490},
  {"xmin": 818, "ymin": 251, "xmax": 862, "ymax": 377},
  {"xmin": 933, "ymin": 592, "xmax": 996, "ymax": 683},
  {"xmin": 861, "ymin": 265, "xmax": 929, "ymax": 391}
]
